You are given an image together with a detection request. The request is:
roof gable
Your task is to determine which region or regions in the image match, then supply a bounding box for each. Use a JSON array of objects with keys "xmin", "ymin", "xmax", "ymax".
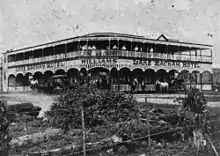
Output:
[{"xmin": 157, "ymin": 34, "xmax": 168, "ymax": 41}]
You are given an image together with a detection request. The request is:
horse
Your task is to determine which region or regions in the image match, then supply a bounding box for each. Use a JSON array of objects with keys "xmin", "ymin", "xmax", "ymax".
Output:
[
  {"xmin": 30, "ymin": 79, "xmax": 39, "ymax": 91},
  {"xmin": 155, "ymin": 80, "xmax": 169, "ymax": 93},
  {"xmin": 30, "ymin": 79, "xmax": 38, "ymax": 85}
]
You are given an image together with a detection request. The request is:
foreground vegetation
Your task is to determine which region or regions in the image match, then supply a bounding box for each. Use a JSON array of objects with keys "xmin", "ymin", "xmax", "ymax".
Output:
[
  {"xmin": 1, "ymin": 85, "xmax": 220, "ymax": 155},
  {"xmin": 7, "ymin": 114, "xmax": 220, "ymax": 156}
]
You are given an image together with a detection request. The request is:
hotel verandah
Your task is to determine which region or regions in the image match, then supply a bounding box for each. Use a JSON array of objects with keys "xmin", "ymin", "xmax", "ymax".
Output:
[{"xmin": 0, "ymin": 32, "xmax": 213, "ymax": 93}]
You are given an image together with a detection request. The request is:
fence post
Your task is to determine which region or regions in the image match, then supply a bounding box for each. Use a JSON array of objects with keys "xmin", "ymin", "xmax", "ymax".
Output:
[
  {"xmin": 145, "ymin": 97, "xmax": 151, "ymax": 155},
  {"xmin": 206, "ymin": 134, "xmax": 219, "ymax": 156},
  {"xmin": 81, "ymin": 105, "xmax": 86, "ymax": 156}
]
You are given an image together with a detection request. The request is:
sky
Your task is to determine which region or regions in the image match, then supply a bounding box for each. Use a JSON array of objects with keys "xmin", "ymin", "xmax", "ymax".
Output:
[{"xmin": 0, "ymin": 0, "xmax": 220, "ymax": 65}]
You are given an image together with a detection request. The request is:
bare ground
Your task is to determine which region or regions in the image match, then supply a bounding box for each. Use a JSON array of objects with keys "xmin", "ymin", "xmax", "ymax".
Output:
[
  {"xmin": 1, "ymin": 92, "xmax": 220, "ymax": 118},
  {"xmin": 1, "ymin": 92, "xmax": 56, "ymax": 117}
]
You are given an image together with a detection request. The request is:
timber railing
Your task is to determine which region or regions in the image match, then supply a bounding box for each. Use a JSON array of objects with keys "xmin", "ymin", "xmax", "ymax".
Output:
[{"xmin": 8, "ymin": 50, "xmax": 212, "ymax": 67}]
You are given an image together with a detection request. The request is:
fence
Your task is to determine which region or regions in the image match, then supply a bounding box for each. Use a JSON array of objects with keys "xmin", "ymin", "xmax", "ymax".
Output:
[
  {"xmin": 1, "ymin": 93, "xmax": 220, "ymax": 156},
  {"xmin": 4, "ymin": 100, "xmax": 219, "ymax": 155}
]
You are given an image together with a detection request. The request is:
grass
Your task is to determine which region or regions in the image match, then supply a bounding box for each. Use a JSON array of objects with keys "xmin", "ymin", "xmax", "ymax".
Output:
[
  {"xmin": 6, "ymin": 90, "xmax": 220, "ymax": 155},
  {"xmin": 8, "ymin": 105, "xmax": 220, "ymax": 156},
  {"xmin": 9, "ymin": 115, "xmax": 49, "ymax": 138}
]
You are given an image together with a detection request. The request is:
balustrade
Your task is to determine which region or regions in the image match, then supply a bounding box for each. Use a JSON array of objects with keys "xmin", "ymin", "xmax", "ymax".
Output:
[
  {"xmin": 8, "ymin": 49, "xmax": 212, "ymax": 66},
  {"xmin": 110, "ymin": 84, "xmax": 156, "ymax": 92},
  {"xmin": 23, "ymin": 59, "xmax": 28, "ymax": 65}
]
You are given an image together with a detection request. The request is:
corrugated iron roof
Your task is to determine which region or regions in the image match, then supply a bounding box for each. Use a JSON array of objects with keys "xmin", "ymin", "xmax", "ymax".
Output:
[{"xmin": 4, "ymin": 32, "xmax": 213, "ymax": 54}]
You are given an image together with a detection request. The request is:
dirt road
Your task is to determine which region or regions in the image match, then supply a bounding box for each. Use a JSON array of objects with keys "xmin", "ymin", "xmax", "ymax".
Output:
[
  {"xmin": 1, "ymin": 92, "xmax": 56, "ymax": 117},
  {"xmin": 1, "ymin": 92, "xmax": 220, "ymax": 118}
]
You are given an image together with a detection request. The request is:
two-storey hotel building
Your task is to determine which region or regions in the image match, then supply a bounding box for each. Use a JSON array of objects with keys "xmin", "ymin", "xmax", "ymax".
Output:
[{"xmin": 1, "ymin": 32, "xmax": 213, "ymax": 92}]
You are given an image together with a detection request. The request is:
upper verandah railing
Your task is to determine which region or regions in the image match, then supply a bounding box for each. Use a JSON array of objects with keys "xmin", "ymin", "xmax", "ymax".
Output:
[{"xmin": 7, "ymin": 49, "xmax": 212, "ymax": 67}]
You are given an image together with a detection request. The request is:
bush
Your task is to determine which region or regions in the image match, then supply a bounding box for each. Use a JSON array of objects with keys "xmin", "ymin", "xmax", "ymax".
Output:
[
  {"xmin": 182, "ymin": 88, "xmax": 207, "ymax": 114},
  {"xmin": 0, "ymin": 99, "xmax": 10, "ymax": 155},
  {"xmin": 47, "ymin": 85, "xmax": 215, "ymax": 154},
  {"xmin": 177, "ymin": 88, "xmax": 214, "ymax": 138},
  {"xmin": 46, "ymin": 84, "xmax": 140, "ymax": 134}
]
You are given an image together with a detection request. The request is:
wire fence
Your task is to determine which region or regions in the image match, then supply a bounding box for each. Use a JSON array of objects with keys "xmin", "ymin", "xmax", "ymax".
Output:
[
  {"xmin": 71, "ymin": 128, "xmax": 182, "ymax": 156},
  {"xmin": 1, "ymin": 93, "xmax": 219, "ymax": 156},
  {"xmin": 4, "ymin": 102, "xmax": 219, "ymax": 155},
  {"xmin": 65, "ymin": 127, "xmax": 220, "ymax": 156}
]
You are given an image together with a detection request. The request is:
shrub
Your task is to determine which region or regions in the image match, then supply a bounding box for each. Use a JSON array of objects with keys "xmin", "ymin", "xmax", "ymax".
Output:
[
  {"xmin": 0, "ymin": 99, "xmax": 10, "ymax": 155},
  {"xmin": 46, "ymin": 84, "xmax": 139, "ymax": 130},
  {"xmin": 182, "ymin": 88, "xmax": 207, "ymax": 114},
  {"xmin": 177, "ymin": 88, "xmax": 213, "ymax": 138}
]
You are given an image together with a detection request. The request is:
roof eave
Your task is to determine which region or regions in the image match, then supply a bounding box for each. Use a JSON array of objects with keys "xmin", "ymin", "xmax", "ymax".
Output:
[{"xmin": 4, "ymin": 32, "xmax": 213, "ymax": 54}]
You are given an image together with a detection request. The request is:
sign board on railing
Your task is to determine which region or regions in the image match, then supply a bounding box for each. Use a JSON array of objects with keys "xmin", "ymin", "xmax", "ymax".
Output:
[{"xmin": 13, "ymin": 57, "xmax": 209, "ymax": 73}]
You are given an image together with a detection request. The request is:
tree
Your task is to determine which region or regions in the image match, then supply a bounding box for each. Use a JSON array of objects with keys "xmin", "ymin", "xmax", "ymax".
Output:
[
  {"xmin": 46, "ymin": 84, "xmax": 156, "ymax": 154},
  {"xmin": 0, "ymin": 100, "xmax": 10, "ymax": 156},
  {"xmin": 178, "ymin": 88, "xmax": 209, "ymax": 130},
  {"xmin": 46, "ymin": 84, "xmax": 140, "ymax": 133},
  {"xmin": 182, "ymin": 88, "xmax": 207, "ymax": 114},
  {"xmin": 177, "ymin": 88, "xmax": 212, "ymax": 153}
]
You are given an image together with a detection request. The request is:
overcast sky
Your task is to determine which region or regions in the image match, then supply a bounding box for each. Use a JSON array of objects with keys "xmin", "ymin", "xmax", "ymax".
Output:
[{"xmin": 0, "ymin": 0, "xmax": 220, "ymax": 64}]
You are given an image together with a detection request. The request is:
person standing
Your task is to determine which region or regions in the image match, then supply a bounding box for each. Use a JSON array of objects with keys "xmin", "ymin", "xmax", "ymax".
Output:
[
  {"xmin": 131, "ymin": 78, "xmax": 138, "ymax": 93},
  {"xmin": 141, "ymin": 80, "xmax": 145, "ymax": 93}
]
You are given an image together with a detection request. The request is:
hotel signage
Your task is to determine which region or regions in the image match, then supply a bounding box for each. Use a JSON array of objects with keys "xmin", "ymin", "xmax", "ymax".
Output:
[
  {"xmin": 15, "ymin": 58, "xmax": 201, "ymax": 72},
  {"xmin": 16, "ymin": 62, "xmax": 64, "ymax": 72},
  {"xmin": 80, "ymin": 59, "xmax": 118, "ymax": 69},
  {"xmin": 133, "ymin": 59, "xmax": 200, "ymax": 68}
]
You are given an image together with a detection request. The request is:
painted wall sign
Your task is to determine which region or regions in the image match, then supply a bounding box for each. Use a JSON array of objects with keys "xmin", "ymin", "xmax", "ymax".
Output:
[
  {"xmin": 81, "ymin": 59, "xmax": 117, "ymax": 65},
  {"xmin": 14, "ymin": 58, "xmax": 205, "ymax": 73},
  {"xmin": 16, "ymin": 62, "xmax": 64, "ymax": 72},
  {"xmin": 80, "ymin": 59, "xmax": 118, "ymax": 69},
  {"xmin": 133, "ymin": 59, "xmax": 200, "ymax": 68}
]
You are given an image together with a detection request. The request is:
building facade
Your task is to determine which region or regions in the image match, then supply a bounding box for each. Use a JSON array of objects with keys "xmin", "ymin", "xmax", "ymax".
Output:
[
  {"xmin": 213, "ymin": 67, "xmax": 220, "ymax": 89},
  {"xmin": 2, "ymin": 32, "xmax": 213, "ymax": 92}
]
